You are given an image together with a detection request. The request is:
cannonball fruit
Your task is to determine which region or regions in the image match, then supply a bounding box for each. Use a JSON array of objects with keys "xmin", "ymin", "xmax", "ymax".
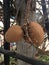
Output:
[
  {"xmin": 5, "ymin": 25, "xmax": 23, "ymax": 43},
  {"xmin": 28, "ymin": 22, "xmax": 44, "ymax": 46}
]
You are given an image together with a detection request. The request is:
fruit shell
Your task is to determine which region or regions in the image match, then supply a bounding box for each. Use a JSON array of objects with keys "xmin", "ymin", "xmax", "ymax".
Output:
[
  {"xmin": 28, "ymin": 22, "xmax": 44, "ymax": 46},
  {"xmin": 5, "ymin": 25, "xmax": 23, "ymax": 43}
]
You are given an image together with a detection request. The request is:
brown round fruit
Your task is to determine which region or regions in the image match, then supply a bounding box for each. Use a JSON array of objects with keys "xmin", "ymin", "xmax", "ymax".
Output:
[
  {"xmin": 5, "ymin": 25, "xmax": 23, "ymax": 43},
  {"xmin": 28, "ymin": 22, "xmax": 44, "ymax": 46}
]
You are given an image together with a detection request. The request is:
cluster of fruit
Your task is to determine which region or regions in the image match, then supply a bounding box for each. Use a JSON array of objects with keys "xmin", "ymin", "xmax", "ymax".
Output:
[{"xmin": 5, "ymin": 22, "xmax": 44, "ymax": 47}]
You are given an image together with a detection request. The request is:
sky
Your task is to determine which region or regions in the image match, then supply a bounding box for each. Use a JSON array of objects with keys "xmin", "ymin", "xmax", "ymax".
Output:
[
  {"xmin": 0, "ymin": 0, "xmax": 3, "ymax": 2},
  {"xmin": 0, "ymin": 21, "xmax": 3, "ymax": 27}
]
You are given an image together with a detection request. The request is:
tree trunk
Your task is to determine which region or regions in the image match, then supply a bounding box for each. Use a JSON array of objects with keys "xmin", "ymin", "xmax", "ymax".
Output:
[{"xmin": 15, "ymin": 0, "xmax": 37, "ymax": 65}]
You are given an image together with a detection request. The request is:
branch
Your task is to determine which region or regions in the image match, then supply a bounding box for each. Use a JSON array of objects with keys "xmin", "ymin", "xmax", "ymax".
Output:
[
  {"xmin": 0, "ymin": 47, "xmax": 49, "ymax": 65},
  {"xmin": 36, "ymin": 8, "xmax": 43, "ymax": 15}
]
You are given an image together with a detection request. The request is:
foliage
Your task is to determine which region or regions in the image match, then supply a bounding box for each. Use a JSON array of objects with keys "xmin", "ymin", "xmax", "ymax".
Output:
[
  {"xmin": 10, "ymin": 57, "xmax": 17, "ymax": 65},
  {"xmin": 39, "ymin": 55, "xmax": 49, "ymax": 62}
]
